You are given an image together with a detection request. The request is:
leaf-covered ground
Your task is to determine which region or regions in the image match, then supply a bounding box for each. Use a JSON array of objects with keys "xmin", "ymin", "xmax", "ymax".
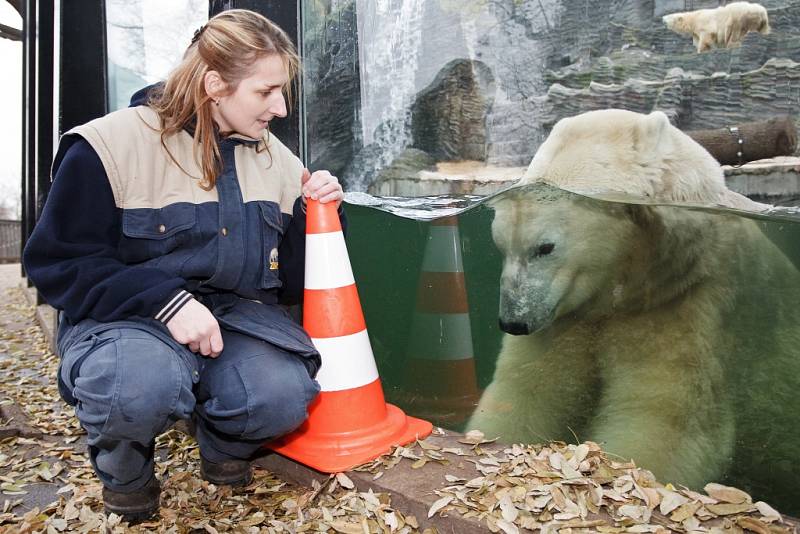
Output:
[
  {"xmin": 361, "ymin": 433, "xmax": 794, "ymax": 534},
  {"xmin": 0, "ymin": 286, "xmax": 426, "ymax": 533},
  {"xmin": 0, "ymin": 278, "xmax": 797, "ymax": 534}
]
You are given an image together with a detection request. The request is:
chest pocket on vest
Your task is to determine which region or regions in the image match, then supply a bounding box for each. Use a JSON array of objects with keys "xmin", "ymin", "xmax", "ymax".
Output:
[
  {"xmin": 258, "ymin": 201, "xmax": 285, "ymax": 290},
  {"xmin": 120, "ymin": 204, "xmax": 197, "ymax": 264}
]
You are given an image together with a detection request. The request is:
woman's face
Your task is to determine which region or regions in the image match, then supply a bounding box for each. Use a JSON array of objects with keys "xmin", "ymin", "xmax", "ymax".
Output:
[{"xmin": 213, "ymin": 54, "xmax": 289, "ymax": 139}]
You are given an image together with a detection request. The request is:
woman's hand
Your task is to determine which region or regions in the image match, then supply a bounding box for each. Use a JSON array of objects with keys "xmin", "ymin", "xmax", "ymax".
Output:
[
  {"xmin": 166, "ymin": 299, "xmax": 224, "ymax": 358},
  {"xmin": 301, "ymin": 168, "xmax": 343, "ymax": 207}
]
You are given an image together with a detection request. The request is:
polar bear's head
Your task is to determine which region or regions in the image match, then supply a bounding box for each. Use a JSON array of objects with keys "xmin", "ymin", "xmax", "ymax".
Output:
[
  {"xmin": 491, "ymin": 187, "xmax": 642, "ymax": 335},
  {"xmin": 495, "ymin": 109, "xmax": 761, "ymax": 335},
  {"xmin": 521, "ymin": 109, "xmax": 760, "ymax": 209},
  {"xmin": 662, "ymin": 13, "xmax": 692, "ymax": 35}
]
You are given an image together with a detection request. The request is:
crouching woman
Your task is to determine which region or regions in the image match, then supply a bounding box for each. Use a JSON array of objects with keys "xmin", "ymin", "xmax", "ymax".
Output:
[{"xmin": 22, "ymin": 9, "xmax": 344, "ymax": 523}]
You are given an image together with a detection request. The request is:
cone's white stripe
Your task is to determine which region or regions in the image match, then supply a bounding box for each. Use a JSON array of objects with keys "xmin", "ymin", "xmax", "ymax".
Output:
[
  {"xmin": 305, "ymin": 231, "xmax": 356, "ymax": 289},
  {"xmin": 407, "ymin": 312, "xmax": 474, "ymax": 361},
  {"xmin": 421, "ymin": 226, "xmax": 464, "ymax": 273},
  {"xmin": 312, "ymin": 329, "xmax": 379, "ymax": 391}
]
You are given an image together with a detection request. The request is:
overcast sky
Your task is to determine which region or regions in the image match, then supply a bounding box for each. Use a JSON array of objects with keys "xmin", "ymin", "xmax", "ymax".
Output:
[{"xmin": 0, "ymin": 3, "xmax": 22, "ymax": 217}]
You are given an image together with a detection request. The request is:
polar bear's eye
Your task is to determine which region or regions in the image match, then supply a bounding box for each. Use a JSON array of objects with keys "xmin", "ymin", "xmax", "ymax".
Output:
[{"xmin": 534, "ymin": 243, "xmax": 555, "ymax": 257}]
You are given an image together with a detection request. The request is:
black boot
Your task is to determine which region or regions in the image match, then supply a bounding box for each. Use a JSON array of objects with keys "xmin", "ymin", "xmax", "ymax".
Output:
[
  {"xmin": 200, "ymin": 455, "xmax": 253, "ymax": 487},
  {"xmin": 102, "ymin": 476, "xmax": 160, "ymax": 523}
]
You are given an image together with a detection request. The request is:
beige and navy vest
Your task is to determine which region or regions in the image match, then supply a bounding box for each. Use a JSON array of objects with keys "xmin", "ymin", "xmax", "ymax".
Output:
[{"xmin": 66, "ymin": 105, "xmax": 306, "ymax": 301}]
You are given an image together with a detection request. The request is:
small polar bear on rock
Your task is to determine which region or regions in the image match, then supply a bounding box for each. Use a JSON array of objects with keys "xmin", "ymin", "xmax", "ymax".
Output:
[
  {"xmin": 663, "ymin": 1, "xmax": 770, "ymax": 53},
  {"xmin": 467, "ymin": 109, "xmax": 800, "ymax": 510}
]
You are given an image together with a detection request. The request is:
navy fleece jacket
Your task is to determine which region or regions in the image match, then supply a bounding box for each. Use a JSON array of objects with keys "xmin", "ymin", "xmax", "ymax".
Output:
[{"xmin": 23, "ymin": 88, "xmax": 339, "ymax": 324}]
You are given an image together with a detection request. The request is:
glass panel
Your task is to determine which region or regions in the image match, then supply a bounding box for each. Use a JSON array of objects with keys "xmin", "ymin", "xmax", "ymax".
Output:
[
  {"xmin": 0, "ymin": 4, "xmax": 22, "ymax": 220},
  {"xmin": 345, "ymin": 187, "xmax": 800, "ymax": 515},
  {"xmin": 106, "ymin": 0, "xmax": 207, "ymax": 112},
  {"xmin": 306, "ymin": 0, "xmax": 800, "ymax": 515}
]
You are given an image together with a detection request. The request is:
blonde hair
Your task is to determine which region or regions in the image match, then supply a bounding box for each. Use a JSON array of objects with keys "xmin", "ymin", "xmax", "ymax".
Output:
[{"xmin": 148, "ymin": 9, "xmax": 300, "ymax": 190}]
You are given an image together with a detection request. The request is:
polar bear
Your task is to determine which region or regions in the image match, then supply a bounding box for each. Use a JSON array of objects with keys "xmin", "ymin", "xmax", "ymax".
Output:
[
  {"xmin": 663, "ymin": 2, "xmax": 770, "ymax": 53},
  {"xmin": 468, "ymin": 109, "xmax": 800, "ymax": 509}
]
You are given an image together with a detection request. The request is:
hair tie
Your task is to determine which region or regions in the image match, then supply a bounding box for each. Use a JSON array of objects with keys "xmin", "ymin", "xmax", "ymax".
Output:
[{"xmin": 191, "ymin": 24, "xmax": 207, "ymax": 45}]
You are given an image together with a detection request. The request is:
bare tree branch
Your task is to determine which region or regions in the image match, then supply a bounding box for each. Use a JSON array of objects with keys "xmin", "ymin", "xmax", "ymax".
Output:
[
  {"xmin": 2, "ymin": 0, "xmax": 22, "ymax": 41},
  {"xmin": 108, "ymin": 22, "xmax": 145, "ymax": 31},
  {"xmin": 0, "ymin": 22, "xmax": 21, "ymax": 41},
  {"xmin": 5, "ymin": 0, "xmax": 21, "ymax": 16}
]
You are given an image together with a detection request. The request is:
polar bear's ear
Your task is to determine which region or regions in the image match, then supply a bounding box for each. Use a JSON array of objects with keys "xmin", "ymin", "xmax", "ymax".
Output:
[{"xmin": 633, "ymin": 111, "xmax": 671, "ymax": 154}]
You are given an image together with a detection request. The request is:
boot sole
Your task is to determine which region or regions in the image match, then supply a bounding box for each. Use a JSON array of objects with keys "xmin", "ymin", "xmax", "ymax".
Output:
[
  {"xmin": 200, "ymin": 457, "xmax": 253, "ymax": 487},
  {"xmin": 200, "ymin": 469, "xmax": 253, "ymax": 487},
  {"xmin": 104, "ymin": 504, "xmax": 159, "ymax": 524}
]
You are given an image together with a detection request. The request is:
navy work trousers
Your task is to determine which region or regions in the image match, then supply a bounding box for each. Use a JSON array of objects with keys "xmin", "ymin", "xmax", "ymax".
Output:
[{"xmin": 56, "ymin": 303, "xmax": 320, "ymax": 493}]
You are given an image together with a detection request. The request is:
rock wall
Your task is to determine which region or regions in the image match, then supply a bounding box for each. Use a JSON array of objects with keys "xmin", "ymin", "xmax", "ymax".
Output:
[
  {"xmin": 410, "ymin": 59, "xmax": 496, "ymax": 161},
  {"xmin": 303, "ymin": 0, "xmax": 800, "ymax": 190},
  {"xmin": 482, "ymin": 0, "xmax": 800, "ymax": 166}
]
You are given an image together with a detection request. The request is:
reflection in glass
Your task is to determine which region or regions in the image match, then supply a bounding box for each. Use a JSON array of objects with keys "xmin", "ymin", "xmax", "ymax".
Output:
[
  {"xmin": 106, "ymin": 0, "xmax": 207, "ymax": 111},
  {"xmin": 402, "ymin": 216, "xmax": 481, "ymax": 427},
  {"xmin": 345, "ymin": 185, "xmax": 800, "ymax": 514}
]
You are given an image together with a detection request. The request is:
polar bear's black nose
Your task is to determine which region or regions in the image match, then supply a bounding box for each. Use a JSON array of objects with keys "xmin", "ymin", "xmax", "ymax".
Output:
[{"xmin": 499, "ymin": 320, "xmax": 530, "ymax": 335}]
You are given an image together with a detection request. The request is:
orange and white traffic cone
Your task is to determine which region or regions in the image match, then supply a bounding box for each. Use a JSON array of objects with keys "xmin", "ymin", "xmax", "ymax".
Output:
[
  {"xmin": 266, "ymin": 199, "xmax": 432, "ymax": 473},
  {"xmin": 402, "ymin": 216, "xmax": 480, "ymax": 427}
]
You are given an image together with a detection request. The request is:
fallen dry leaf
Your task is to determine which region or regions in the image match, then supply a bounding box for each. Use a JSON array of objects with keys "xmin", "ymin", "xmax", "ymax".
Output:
[
  {"xmin": 427, "ymin": 495, "xmax": 453, "ymax": 518},
  {"xmin": 706, "ymin": 502, "xmax": 756, "ymax": 515},
  {"xmin": 670, "ymin": 501, "xmax": 702, "ymax": 522},
  {"xmin": 705, "ymin": 482, "xmax": 752, "ymax": 504}
]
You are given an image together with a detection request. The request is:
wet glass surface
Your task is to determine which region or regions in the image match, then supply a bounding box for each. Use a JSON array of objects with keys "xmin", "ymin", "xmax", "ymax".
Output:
[{"xmin": 344, "ymin": 185, "xmax": 800, "ymax": 514}]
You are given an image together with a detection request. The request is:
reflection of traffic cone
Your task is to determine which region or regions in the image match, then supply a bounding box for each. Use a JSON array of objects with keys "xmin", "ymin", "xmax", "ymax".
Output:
[
  {"xmin": 403, "ymin": 216, "xmax": 480, "ymax": 427},
  {"xmin": 267, "ymin": 199, "xmax": 432, "ymax": 473}
]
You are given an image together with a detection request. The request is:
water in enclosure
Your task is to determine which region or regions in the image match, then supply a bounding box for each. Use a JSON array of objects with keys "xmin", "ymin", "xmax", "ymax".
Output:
[{"xmin": 343, "ymin": 185, "xmax": 800, "ymax": 515}]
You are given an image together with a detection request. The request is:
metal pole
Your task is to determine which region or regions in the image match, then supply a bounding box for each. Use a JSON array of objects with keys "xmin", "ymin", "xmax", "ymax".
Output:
[
  {"xmin": 19, "ymin": 0, "xmax": 29, "ymax": 276},
  {"xmin": 59, "ymin": 0, "xmax": 107, "ymax": 133},
  {"xmin": 34, "ymin": 0, "xmax": 54, "ymax": 305},
  {"xmin": 23, "ymin": 0, "xmax": 37, "ymax": 287}
]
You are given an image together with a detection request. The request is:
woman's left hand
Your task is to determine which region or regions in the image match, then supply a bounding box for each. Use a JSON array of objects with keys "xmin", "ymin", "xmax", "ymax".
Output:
[{"xmin": 301, "ymin": 168, "xmax": 343, "ymax": 208}]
